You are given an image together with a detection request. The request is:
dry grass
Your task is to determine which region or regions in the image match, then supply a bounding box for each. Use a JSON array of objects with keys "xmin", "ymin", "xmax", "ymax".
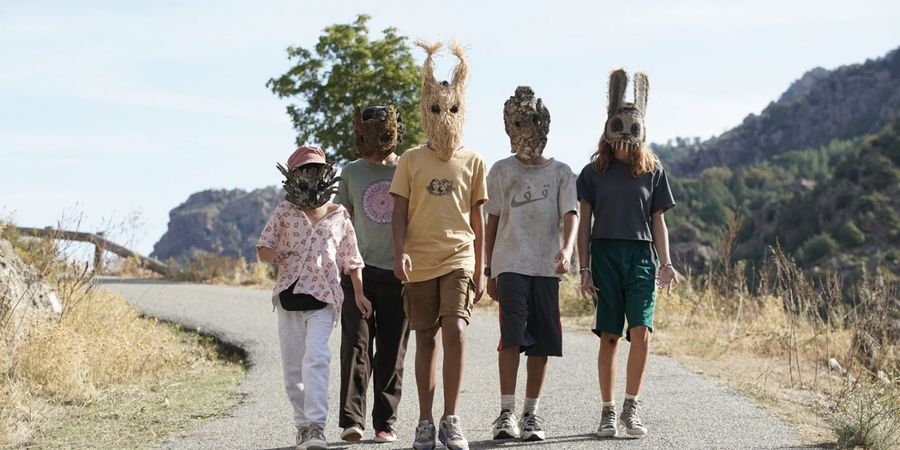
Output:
[
  {"xmin": 0, "ymin": 221, "xmax": 244, "ymax": 448},
  {"xmin": 165, "ymin": 253, "xmax": 274, "ymax": 288}
]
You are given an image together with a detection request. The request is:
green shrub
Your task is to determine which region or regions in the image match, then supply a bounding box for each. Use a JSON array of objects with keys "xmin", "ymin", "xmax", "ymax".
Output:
[
  {"xmin": 835, "ymin": 221, "xmax": 866, "ymax": 247},
  {"xmin": 799, "ymin": 233, "xmax": 838, "ymax": 265}
]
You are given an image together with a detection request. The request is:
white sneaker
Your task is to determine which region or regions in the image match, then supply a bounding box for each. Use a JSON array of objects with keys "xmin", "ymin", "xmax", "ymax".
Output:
[
  {"xmin": 620, "ymin": 399, "xmax": 647, "ymax": 437},
  {"xmin": 439, "ymin": 415, "xmax": 469, "ymax": 450},
  {"xmin": 520, "ymin": 412, "xmax": 546, "ymax": 441},
  {"xmin": 412, "ymin": 420, "xmax": 436, "ymax": 450},
  {"xmin": 301, "ymin": 423, "xmax": 327, "ymax": 450},
  {"xmin": 491, "ymin": 409, "xmax": 520, "ymax": 440}
]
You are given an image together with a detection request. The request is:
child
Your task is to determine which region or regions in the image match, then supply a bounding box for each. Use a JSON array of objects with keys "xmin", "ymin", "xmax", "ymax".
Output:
[
  {"xmin": 257, "ymin": 145, "xmax": 371, "ymax": 450},
  {"xmin": 390, "ymin": 40, "xmax": 487, "ymax": 450},
  {"xmin": 485, "ymin": 86, "xmax": 578, "ymax": 442},
  {"xmin": 334, "ymin": 105, "xmax": 410, "ymax": 443},
  {"xmin": 576, "ymin": 70, "xmax": 677, "ymax": 438}
]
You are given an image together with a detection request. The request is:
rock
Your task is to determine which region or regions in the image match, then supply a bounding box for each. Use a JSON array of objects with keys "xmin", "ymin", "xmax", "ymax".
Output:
[
  {"xmin": 151, "ymin": 186, "xmax": 283, "ymax": 262},
  {"xmin": 0, "ymin": 237, "xmax": 62, "ymax": 344}
]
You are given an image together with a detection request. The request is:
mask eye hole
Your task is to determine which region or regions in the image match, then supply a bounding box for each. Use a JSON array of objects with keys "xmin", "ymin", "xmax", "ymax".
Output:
[
  {"xmin": 513, "ymin": 121, "xmax": 521, "ymax": 128},
  {"xmin": 430, "ymin": 104, "xmax": 441, "ymax": 114},
  {"xmin": 450, "ymin": 105, "xmax": 459, "ymax": 113},
  {"xmin": 380, "ymin": 133, "xmax": 391, "ymax": 142},
  {"xmin": 612, "ymin": 118, "xmax": 624, "ymax": 132},
  {"xmin": 631, "ymin": 123, "xmax": 641, "ymax": 135}
]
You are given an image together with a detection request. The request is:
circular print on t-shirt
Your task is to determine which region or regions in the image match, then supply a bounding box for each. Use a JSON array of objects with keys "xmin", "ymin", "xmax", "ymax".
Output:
[{"xmin": 362, "ymin": 179, "xmax": 394, "ymax": 224}]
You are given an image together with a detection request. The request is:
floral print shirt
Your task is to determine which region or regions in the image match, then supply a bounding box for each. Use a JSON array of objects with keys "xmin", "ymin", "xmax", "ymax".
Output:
[{"xmin": 257, "ymin": 201, "xmax": 364, "ymax": 317}]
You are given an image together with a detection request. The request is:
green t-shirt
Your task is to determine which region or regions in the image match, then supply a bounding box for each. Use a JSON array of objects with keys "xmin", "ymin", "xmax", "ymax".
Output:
[{"xmin": 334, "ymin": 158, "xmax": 397, "ymax": 270}]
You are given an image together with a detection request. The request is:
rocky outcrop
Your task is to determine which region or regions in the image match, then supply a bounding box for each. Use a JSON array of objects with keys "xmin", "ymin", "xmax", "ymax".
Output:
[
  {"xmin": 657, "ymin": 46, "xmax": 900, "ymax": 177},
  {"xmin": 0, "ymin": 238, "xmax": 62, "ymax": 343},
  {"xmin": 151, "ymin": 186, "xmax": 283, "ymax": 262}
]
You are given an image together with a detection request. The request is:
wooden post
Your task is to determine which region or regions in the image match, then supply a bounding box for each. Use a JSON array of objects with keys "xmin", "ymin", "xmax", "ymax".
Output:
[{"xmin": 93, "ymin": 231, "xmax": 106, "ymax": 274}]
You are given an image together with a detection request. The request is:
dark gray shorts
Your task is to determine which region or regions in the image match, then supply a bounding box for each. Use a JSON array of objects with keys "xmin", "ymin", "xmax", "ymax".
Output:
[{"xmin": 496, "ymin": 273, "xmax": 562, "ymax": 357}]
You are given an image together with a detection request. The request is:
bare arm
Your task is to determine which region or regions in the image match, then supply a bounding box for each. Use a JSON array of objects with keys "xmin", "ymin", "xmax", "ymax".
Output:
[
  {"xmin": 577, "ymin": 200, "xmax": 597, "ymax": 299},
  {"xmin": 485, "ymin": 214, "xmax": 500, "ymax": 300},
  {"xmin": 391, "ymin": 194, "xmax": 412, "ymax": 281},
  {"xmin": 257, "ymin": 246, "xmax": 279, "ymax": 264},
  {"xmin": 470, "ymin": 202, "xmax": 486, "ymax": 302},
  {"xmin": 348, "ymin": 266, "xmax": 372, "ymax": 318},
  {"xmin": 651, "ymin": 210, "xmax": 678, "ymax": 294},
  {"xmin": 555, "ymin": 211, "xmax": 578, "ymax": 274}
]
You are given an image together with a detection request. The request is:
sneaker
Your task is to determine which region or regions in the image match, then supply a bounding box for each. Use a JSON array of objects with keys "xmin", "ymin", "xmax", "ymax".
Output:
[
  {"xmin": 294, "ymin": 425, "xmax": 308, "ymax": 449},
  {"xmin": 520, "ymin": 412, "xmax": 546, "ymax": 441},
  {"xmin": 302, "ymin": 424, "xmax": 328, "ymax": 450},
  {"xmin": 374, "ymin": 427, "xmax": 397, "ymax": 443},
  {"xmin": 340, "ymin": 424, "xmax": 363, "ymax": 442},
  {"xmin": 595, "ymin": 405, "xmax": 617, "ymax": 438},
  {"xmin": 438, "ymin": 415, "xmax": 469, "ymax": 450},
  {"xmin": 412, "ymin": 420, "xmax": 436, "ymax": 450},
  {"xmin": 491, "ymin": 409, "xmax": 520, "ymax": 440},
  {"xmin": 620, "ymin": 399, "xmax": 647, "ymax": 437}
]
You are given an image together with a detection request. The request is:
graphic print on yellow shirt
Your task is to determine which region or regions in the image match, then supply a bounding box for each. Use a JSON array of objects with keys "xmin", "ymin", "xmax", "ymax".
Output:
[{"xmin": 389, "ymin": 145, "xmax": 487, "ymax": 283}]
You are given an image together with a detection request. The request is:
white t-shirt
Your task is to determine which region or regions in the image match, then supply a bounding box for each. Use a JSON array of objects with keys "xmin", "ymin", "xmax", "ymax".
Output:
[{"xmin": 486, "ymin": 156, "xmax": 578, "ymax": 278}]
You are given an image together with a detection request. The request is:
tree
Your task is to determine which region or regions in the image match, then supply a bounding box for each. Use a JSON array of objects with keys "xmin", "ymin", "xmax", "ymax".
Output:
[{"xmin": 267, "ymin": 15, "xmax": 423, "ymax": 164}]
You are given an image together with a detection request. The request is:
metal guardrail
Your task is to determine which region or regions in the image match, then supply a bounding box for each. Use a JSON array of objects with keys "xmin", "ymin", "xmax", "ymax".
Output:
[{"xmin": 14, "ymin": 227, "xmax": 169, "ymax": 276}]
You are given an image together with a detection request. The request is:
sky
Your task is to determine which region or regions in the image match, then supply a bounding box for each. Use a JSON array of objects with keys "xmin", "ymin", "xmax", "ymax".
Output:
[{"xmin": 2, "ymin": 0, "xmax": 899, "ymax": 255}]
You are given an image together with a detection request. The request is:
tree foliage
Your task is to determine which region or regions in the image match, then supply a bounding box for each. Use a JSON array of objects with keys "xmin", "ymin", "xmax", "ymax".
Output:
[{"xmin": 267, "ymin": 15, "xmax": 423, "ymax": 164}]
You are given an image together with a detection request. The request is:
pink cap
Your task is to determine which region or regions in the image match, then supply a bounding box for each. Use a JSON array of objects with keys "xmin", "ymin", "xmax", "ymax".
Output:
[{"xmin": 287, "ymin": 145, "xmax": 327, "ymax": 170}]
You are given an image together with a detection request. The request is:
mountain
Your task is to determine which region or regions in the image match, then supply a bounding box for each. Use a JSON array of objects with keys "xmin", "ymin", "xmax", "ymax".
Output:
[
  {"xmin": 656, "ymin": 46, "xmax": 900, "ymax": 177},
  {"xmin": 151, "ymin": 187, "xmax": 283, "ymax": 262}
]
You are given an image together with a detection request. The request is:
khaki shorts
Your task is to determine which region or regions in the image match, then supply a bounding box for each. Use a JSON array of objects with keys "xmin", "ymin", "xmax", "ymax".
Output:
[{"xmin": 402, "ymin": 268, "xmax": 474, "ymax": 330}]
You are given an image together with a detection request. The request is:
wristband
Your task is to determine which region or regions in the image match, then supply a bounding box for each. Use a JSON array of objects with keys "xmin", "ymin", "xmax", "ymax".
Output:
[
  {"xmin": 579, "ymin": 267, "xmax": 591, "ymax": 273},
  {"xmin": 661, "ymin": 263, "xmax": 674, "ymax": 268}
]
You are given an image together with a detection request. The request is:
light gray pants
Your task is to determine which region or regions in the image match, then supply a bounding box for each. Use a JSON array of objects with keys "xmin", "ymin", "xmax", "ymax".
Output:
[{"xmin": 277, "ymin": 304, "xmax": 334, "ymax": 427}]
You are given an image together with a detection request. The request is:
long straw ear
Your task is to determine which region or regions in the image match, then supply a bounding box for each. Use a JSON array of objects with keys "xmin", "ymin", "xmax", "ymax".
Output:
[
  {"xmin": 633, "ymin": 72, "xmax": 650, "ymax": 115},
  {"xmin": 608, "ymin": 69, "xmax": 628, "ymax": 115},
  {"xmin": 448, "ymin": 40, "xmax": 468, "ymax": 91},
  {"xmin": 415, "ymin": 40, "xmax": 443, "ymax": 88}
]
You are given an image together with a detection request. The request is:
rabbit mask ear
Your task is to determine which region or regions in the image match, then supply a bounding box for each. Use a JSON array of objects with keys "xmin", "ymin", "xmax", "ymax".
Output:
[
  {"xmin": 603, "ymin": 70, "xmax": 649, "ymax": 150},
  {"xmin": 416, "ymin": 40, "xmax": 468, "ymax": 162},
  {"xmin": 503, "ymin": 86, "xmax": 551, "ymax": 159},
  {"xmin": 354, "ymin": 105, "xmax": 402, "ymax": 160}
]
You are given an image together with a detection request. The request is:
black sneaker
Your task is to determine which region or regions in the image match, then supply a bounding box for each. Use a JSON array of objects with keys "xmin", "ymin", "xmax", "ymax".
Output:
[
  {"xmin": 520, "ymin": 412, "xmax": 545, "ymax": 441},
  {"xmin": 491, "ymin": 409, "xmax": 519, "ymax": 440}
]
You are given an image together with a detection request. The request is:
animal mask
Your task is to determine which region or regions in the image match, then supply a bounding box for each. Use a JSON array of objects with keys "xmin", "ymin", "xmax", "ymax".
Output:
[
  {"xmin": 602, "ymin": 69, "xmax": 649, "ymax": 152},
  {"xmin": 503, "ymin": 86, "xmax": 550, "ymax": 159},
  {"xmin": 354, "ymin": 105, "xmax": 404, "ymax": 160},
  {"xmin": 276, "ymin": 163, "xmax": 341, "ymax": 210},
  {"xmin": 416, "ymin": 40, "xmax": 468, "ymax": 162}
]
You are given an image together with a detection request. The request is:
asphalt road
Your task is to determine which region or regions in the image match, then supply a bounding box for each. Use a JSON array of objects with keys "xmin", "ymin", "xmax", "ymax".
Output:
[{"xmin": 101, "ymin": 278, "xmax": 815, "ymax": 450}]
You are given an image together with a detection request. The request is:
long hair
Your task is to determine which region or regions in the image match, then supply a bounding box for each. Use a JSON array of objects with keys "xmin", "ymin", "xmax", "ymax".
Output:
[{"xmin": 590, "ymin": 139, "xmax": 660, "ymax": 177}]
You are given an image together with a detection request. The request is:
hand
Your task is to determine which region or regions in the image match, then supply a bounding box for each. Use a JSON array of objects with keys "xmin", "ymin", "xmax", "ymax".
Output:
[
  {"xmin": 487, "ymin": 277, "xmax": 498, "ymax": 302},
  {"xmin": 473, "ymin": 272, "xmax": 486, "ymax": 304},
  {"xmin": 355, "ymin": 293, "xmax": 373, "ymax": 319},
  {"xmin": 580, "ymin": 270, "xmax": 598, "ymax": 301},
  {"xmin": 657, "ymin": 264, "xmax": 680, "ymax": 295},
  {"xmin": 394, "ymin": 253, "xmax": 412, "ymax": 282},
  {"xmin": 554, "ymin": 247, "xmax": 572, "ymax": 275}
]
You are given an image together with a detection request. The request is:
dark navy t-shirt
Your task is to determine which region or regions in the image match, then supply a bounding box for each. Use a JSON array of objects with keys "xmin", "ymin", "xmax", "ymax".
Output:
[{"xmin": 576, "ymin": 159, "xmax": 676, "ymax": 242}]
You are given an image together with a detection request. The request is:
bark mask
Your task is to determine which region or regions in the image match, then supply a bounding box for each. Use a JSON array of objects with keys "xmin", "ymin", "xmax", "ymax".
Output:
[
  {"xmin": 276, "ymin": 162, "xmax": 341, "ymax": 210},
  {"xmin": 416, "ymin": 40, "xmax": 468, "ymax": 162},
  {"xmin": 354, "ymin": 105, "xmax": 404, "ymax": 160},
  {"xmin": 503, "ymin": 86, "xmax": 550, "ymax": 159},
  {"xmin": 602, "ymin": 69, "xmax": 649, "ymax": 152}
]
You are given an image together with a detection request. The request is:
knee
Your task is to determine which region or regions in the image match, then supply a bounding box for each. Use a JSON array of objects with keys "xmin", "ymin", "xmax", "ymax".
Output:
[
  {"xmin": 600, "ymin": 332, "xmax": 620, "ymax": 347},
  {"xmin": 416, "ymin": 329, "xmax": 439, "ymax": 351},
  {"xmin": 630, "ymin": 326, "xmax": 650, "ymax": 343},
  {"xmin": 441, "ymin": 318, "xmax": 466, "ymax": 346}
]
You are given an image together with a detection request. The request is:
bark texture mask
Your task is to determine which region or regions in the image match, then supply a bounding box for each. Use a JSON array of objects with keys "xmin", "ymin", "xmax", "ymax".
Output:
[
  {"xmin": 503, "ymin": 86, "xmax": 550, "ymax": 159},
  {"xmin": 416, "ymin": 40, "xmax": 468, "ymax": 162},
  {"xmin": 354, "ymin": 105, "xmax": 404, "ymax": 160},
  {"xmin": 276, "ymin": 163, "xmax": 341, "ymax": 210},
  {"xmin": 603, "ymin": 69, "xmax": 649, "ymax": 151}
]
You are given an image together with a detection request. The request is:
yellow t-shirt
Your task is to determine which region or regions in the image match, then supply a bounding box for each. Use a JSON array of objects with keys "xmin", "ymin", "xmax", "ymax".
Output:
[{"xmin": 390, "ymin": 145, "xmax": 488, "ymax": 283}]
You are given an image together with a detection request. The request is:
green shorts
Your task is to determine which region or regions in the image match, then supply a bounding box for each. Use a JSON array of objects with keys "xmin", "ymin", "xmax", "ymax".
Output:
[{"xmin": 590, "ymin": 239, "xmax": 657, "ymax": 341}]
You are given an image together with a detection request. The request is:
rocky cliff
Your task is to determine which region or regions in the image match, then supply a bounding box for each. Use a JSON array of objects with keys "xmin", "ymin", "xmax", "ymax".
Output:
[{"xmin": 151, "ymin": 186, "xmax": 283, "ymax": 262}]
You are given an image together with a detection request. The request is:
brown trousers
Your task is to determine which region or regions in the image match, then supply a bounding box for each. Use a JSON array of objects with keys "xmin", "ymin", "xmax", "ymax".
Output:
[{"xmin": 339, "ymin": 266, "xmax": 410, "ymax": 431}]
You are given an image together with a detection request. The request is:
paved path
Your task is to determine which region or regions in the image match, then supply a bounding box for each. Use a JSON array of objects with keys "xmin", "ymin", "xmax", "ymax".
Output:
[{"xmin": 101, "ymin": 279, "xmax": 814, "ymax": 450}]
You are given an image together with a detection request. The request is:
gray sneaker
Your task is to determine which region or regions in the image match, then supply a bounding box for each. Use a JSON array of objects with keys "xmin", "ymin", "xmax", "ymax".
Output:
[
  {"xmin": 302, "ymin": 424, "xmax": 327, "ymax": 450},
  {"xmin": 520, "ymin": 412, "xmax": 546, "ymax": 441},
  {"xmin": 412, "ymin": 420, "xmax": 436, "ymax": 450},
  {"xmin": 492, "ymin": 409, "xmax": 519, "ymax": 439},
  {"xmin": 595, "ymin": 405, "xmax": 617, "ymax": 438},
  {"xmin": 294, "ymin": 425, "xmax": 308, "ymax": 449},
  {"xmin": 439, "ymin": 415, "xmax": 469, "ymax": 450},
  {"xmin": 620, "ymin": 399, "xmax": 647, "ymax": 437}
]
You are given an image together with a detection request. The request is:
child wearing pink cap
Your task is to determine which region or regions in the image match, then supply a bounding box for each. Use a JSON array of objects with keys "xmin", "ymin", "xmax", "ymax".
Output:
[{"xmin": 258, "ymin": 145, "xmax": 371, "ymax": 450}]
